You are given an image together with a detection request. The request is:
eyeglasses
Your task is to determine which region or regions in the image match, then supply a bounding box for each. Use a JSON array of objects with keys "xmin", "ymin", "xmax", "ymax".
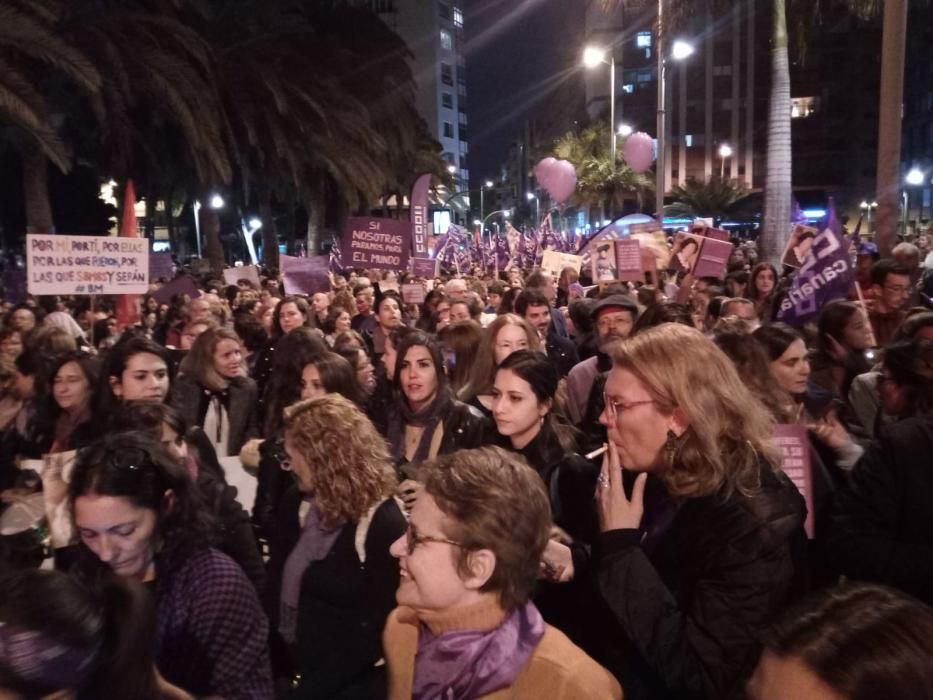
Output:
[
  {"xmin": 405, "ymin": 525, "xmax": 465, "ymax": 553},
  {"xmin": 603, "ymin": 393, "xmax": 656, "ymax": 417},
  {"xmin": 883, "ymin": 285, "xmax": 910, "ymax": 294}
]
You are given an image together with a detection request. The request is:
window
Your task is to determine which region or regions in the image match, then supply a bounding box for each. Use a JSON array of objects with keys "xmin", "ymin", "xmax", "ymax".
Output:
[
  {"xmin": 684, "ymin": 134, "xmax": 693, "ymax": 147},
  {"xmin": 791, "ymin": 96, "xmax": 818, "ymax": 118},
  {"xmin": 622, "ymin": 83, "xmax": 634, "ymax": 94},
  {"xmin": 439, "ymin": 3, "xmax": 451, "ymax": 20},
  {"xmin": 636, "ymin": 32, "xmax": 652, "ymax": 48},
  {"xmin": 442, "ymin": 92, "xmax": 453, "ymax": 109},
  {"xmin": 458, "ymin": 127, "xmax": 468, "ymax": 142},
  {"xmin": 458, "ymin": 82, "xmax": 467, "ymax": 97},
  {"xmin": 441, "ymin": 63, "xmax": 453, "ymax": 86},
  {"xmin": 453, "ymin": 6, "xmax": 463, "ymax": 27},
  {"xmin": 443, "ymin": 122, "xmax": 455, "ymax": 138},
  {"xmin": 440, "ymin": 29, "xmax": 453, "ymax": 51},
  {"xmin": 713, "ymin": 65, "xmax": 733, "ymax": 77}
]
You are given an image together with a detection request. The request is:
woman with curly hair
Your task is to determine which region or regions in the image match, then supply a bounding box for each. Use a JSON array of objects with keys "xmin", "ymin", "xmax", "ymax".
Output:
[
  {"xmin": 594, "ymin": 323, "xmax": 807, "ymax": 697},
  {"xmin": 276, "ymin": 394, "xmax": 406, "ymax": 699},
  {"xmin": 69, "ymin": 431, "xmax": 273, "ymax": 699}
]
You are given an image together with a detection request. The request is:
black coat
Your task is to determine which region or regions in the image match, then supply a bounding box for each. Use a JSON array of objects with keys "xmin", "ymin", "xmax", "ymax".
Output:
[
  {"xmin": 389, "ymin": 398, "xmax": 488, "ymax": 475},
  {"xmin": 828, "ymin": 415, "xmax": 933, "ymax": 605},
  {"xmin": 546, "ymin": 333, "xmax": 579, "ymax": 378},
  {"xmin": 170, "ymin": 374, "xmax": 258, "ymax": 457},
  {"xmin": 595, "ymin": 462, "xmax": 807, "ymax": 700},
  {"xmin": 267, "ymin": 493, "xmax": 406, "ymax": 700}
]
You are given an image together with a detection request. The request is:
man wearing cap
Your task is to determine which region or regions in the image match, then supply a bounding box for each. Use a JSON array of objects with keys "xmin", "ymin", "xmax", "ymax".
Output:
[{"xmin": 565, "ymin": 295, "xmax": 638, "ymax": 446}]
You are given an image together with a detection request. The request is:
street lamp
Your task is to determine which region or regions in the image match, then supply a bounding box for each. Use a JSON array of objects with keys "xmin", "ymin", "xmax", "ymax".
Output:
[
  {"xmin": 656, "ymin": 22, "xmax": 695, "ymax": 224},
  {"xmin": 618, "ymin": 123, "xmax": 633, "ymax": 137},
  {"xmin": 718, "ymin": 143, "xmax": 733, "ymax": 179},
  {"xmin": 209, "ymin": 194, "xmax": 225, "ymax": 209},
  {"xmin": 904, "ymin": 169, "xmax": 926, "ymax": 234},
  {"xmin": 860, "ymin": 200, "xmax": 878, "ymax": 231},
  {"xmin": 583, "ymin": 45, "xmax": 617, "ymax": 165},
  {"xmin": 480, "ymin": 180, "xmax": 494, "ymax": 227}
]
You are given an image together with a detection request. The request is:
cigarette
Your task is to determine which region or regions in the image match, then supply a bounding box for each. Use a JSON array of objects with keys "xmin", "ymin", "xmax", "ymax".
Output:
[{"xmin": 586, "ymin": 445, "xmax": 608, "ymax": 460}]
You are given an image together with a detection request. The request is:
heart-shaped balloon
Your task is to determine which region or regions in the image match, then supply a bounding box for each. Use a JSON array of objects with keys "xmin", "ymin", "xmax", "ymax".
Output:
[
  {"xmin": 547, "ymin": 160, "xmax": 578, "ymax": 203},
  {"xmin": 623, "ymin": 132, "xmax": 655, "ymax": 173},
  {"xmin": 534, "ymin": 157, "xmax": 559, "ymax": 190}
]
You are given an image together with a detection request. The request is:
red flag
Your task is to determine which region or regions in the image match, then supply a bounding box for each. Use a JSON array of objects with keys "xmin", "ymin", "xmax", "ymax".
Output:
[{"xmin": 115, "ymin": 179, "xmax": 141, "ymax": 327}]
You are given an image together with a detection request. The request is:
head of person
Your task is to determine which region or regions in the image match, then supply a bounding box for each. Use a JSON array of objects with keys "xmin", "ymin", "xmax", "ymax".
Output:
[
  {"xmin": 389, "ymin": 446, "xmax": 550, "ymax": 613},
  {"xmin": 631, "ymin": 301, "xmax": 696, "ymax": 335},
  {"xmin": 179, "ymin": 318, "xmax": 213, "ymax": 350},
  {"xmin": 381, "ymin": 326, "xmax": 414, "ymax": 381},
  {"xmin": 492, "ymin": 350, "xmax": 559, "ymax": 450},
  {"xmin": 109, "ymin": 401, "xmax": 193, "ymax": 469},
  {"xmin": 750, "ymin": 263, "xmax": 779, "ymax": 300},
  {"xmin": 322, "ymin": 307, "xmax": 353, "ymax": 337},
  {"xmin": 103, "ymin": 336, "xmax": 171, "ymax": 406},
  {"xmin": 0, "ymin": 568, "xmax": 157, "ymax": 700},
  {"xmin": 26, "ymin": 324, "xmax": 76, "ymax": 356},
  {"xmin": 895, "ymin": 311, "xmax": 933, "ymax": 342},
  {"xmin": 592, "ymin": 295, "xmax": 639, "ymax": 353},
  {"xmin": 7, "ymin": 304, "xmax": 36, "ymax": 334},
  {"xmin": 721, "ymin": 298, "xmax": 760, "ymax": 327},
  {"xmin": 568, "ymin": 298, "xmax": 595, "ymax": 336},
  {"xmin": 50, "ymin": 351, "xmax": 100, "ymax": 416},
  {"xmin": 69, "ymin": 432, "xmax": 213, "ymax": 579},
  {"xmin": 460, "ymin": 314, "xmax": 539, "ymax": 402},
  {"xmin": 514, "ymin": 289, "xmax": 552, "ymax": 339},
  {"xmin": 449, "ymin": 296, "xmax": 482, "ymax": 324},
  {"xmin": 334, "ymin": 345, "xmax": 376, "ymax": 396},
  {"xmin": 354, "ymin": 286, "xmax": 375, "ymax": 316},
  {"xmin": 178, "ymin": 327, "xmax": 244, "ymax": 392},
  {"xmin": 310, "ymin": 292, "xmax": 330, "ymax": 317},
  {"xmin": 273, "ymin": 295, "xmax": 310, "ymax": 338},
  {"xmin": 393, "ymin": 330, "xmax": 449, "ymax": 412},
  {"xmin": 444, "ymin": 278, "xmax": 468, "ymax": 301},
  {"xmin": 877, "ymin": 338, "xmax": 933, "ymax": 418},
  {"xmin": 486, "ymin": 281, "xmax": 506, "ymax": 312},
  {"xmin": 233, "ymin": 313, "xmax": 268, "ymax": 357},
  {"xmin": 262, "ymin": 327, "xmax": 329, "ymax": 435},
  {"xmin": 376, "ymin": 291, "xmax": 403, "ymax": 332},
  {"xmin": 438, "ymin": 321, "xmax": 484, "ymax": 395},
  {"xmin": 724, "ymin": 271, "xmax": 749, "ymax": 298},
  {"xmin": 283, "ymin": 395, "xmax": 396, "ymax": 528},
  {"xmin": 601, "ymin": 324, "xmax": 776, "ymax": 498},
  {"xmin": 433, "ymin": 297, "xmax": 452, "ymax": 331},
  {"xmin": 525, "ymin": 270, "xmax": 556, "ymax": 303},
  {"xmin": 186, "ymin": 297, "xmax": 212, "ymax": 325},
  {"xmin": 0, "ymin": 327, "xmax": 23, "ymax": 360},
  {"xmin": 870, "ymin": 259, "xmax": 912, "ymax": 313},
  {"xmin": 892, "ymin": 241, "xmax": 921, "ymax": 274},
  {"xmin": 817, "ymin": 300, "xmax": 872, "ymax": 355},
  {"xmin": 558, "ymin": 266, "xmax": 579, "ymax": 293},
  {"xmin": 749, "ymin": 583, "xmax": 933, "ymax": 700},
  {"xmin": 753, "ymin": 323, "xmax": 811, "ymax": 397},
  {"xmin": 300, "ymin": 351, "xmax": 366, "ymax": 406}
]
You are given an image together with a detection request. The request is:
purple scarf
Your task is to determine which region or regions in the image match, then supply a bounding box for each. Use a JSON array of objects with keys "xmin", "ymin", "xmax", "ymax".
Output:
[
  {"xmin": 279, "ymin": 500, "xmax": 344, "ymax": 643},
  {"xmin": 412, "ymin": 602, "xmax": 545, "ymax": 700}
]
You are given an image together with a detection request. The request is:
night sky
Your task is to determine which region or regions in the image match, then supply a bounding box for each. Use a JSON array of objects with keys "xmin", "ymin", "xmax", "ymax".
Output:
[{"xmin": 462, "ymin": 0, "xmax": 586, "ymax": 187}]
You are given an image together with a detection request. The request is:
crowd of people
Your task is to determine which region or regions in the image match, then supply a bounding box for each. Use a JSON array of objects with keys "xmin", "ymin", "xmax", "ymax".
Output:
[{"xmin": 2, "ymin": 233, "xmax": 933, "ymax": 699}]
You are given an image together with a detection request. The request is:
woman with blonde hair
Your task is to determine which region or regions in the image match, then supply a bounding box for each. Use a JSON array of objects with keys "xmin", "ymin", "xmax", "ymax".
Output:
[
  {"xmin": 459, "ymin": 313, "xmax": 541, "ymax": 412},
  {"xmin": 276, "ymin": 394, "xmax": 406, "ymax": 698},
  {"xmin": 594, "ymin": 323, "xmax": 806, "ymax": 698},
  {"xmin": 170, "ymin": 326, "xmax": 258, "ymax": 458}
]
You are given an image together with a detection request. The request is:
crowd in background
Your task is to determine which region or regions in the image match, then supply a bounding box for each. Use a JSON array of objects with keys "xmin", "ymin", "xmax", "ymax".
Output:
[{"xmin": 1, "ymin": 231, "xmax": 933, "ymax": 699}]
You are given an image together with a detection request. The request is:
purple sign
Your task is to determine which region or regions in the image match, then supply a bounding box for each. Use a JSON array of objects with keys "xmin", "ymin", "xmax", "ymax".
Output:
[
  {"xmin": 411, "ymin": 257, "xmax": 437, "ymax": 278},
  {"xmin": 410, "ymin": 173, "xmax": 432, "ymax": 259},
  {"xmin": 615, "ymin": 239, "xmax": 644, "ymax": 282},
  {"xmin": 341, "ymin": 217, "xmax": 411, "ymax": 271},
  {"xmin": 151, "ymin": 275, "xmax": 200, "ymax": 304},
  {"xmin": 149, "ymin": 252, "xmax": 174, "ymax": 281},
  {"xmin": 692, "ymin": 238, "xmax": 734, "ymax": 279},
  {"xmin": 281, "ymin": 255, "xmax": 330, "ymax": 295},
  {"xmin": 776, "ymin": 221, "xmax": 853, "ymax": 325}
]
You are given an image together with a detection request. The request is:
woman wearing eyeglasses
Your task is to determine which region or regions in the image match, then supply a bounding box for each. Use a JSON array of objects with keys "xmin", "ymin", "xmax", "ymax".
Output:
[
  {"xmin": 274, "ymin": 394, "xmax": 406, "ymax": 699},
  {"xmin": 383, "ymin": 446, "xmax": 622, "ymax": 699},
  {"xmin": 594, "ymin": 324, "xmax": 806, "ymax": 699},
  {"xmin": 68, "ymin": 431, "xmax": 273, "ymax": 700}
]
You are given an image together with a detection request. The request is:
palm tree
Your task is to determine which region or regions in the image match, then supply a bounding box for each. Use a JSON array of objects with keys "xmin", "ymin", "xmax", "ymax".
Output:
[{"xmin": 665, "ymin": 176, "xmax": 754, "ymax": 225}]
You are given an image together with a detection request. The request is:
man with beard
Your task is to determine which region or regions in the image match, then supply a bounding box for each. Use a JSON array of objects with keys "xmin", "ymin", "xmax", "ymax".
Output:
[{"xmin": 565, "ymin": 295, "xmax": 638, "ymax": 453}]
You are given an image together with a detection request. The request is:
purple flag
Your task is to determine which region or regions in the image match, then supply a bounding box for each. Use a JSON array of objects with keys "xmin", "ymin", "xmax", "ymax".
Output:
[{"xmin": 776, "ymin": 202, "xmax": 854, "ymax": 325}]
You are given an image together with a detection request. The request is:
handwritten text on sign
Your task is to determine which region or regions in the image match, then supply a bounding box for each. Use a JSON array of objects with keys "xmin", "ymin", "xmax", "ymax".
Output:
[
  {"xmin": 340, "ymin": 217, "xmax": 411, "ymax": 272},
  {"xmin": 27, "ymin": 234, "xmax": 149, "ymax": 296}
]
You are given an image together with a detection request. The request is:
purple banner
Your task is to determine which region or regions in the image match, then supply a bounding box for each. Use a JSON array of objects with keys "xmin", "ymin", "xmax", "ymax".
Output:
[
  {"xmin": 340, "ymin": 217, "xmax": 411, "ymax": 271},
  {"xmin": 411, "ymin": 257, "xmax": 438, "ymax": 278},
  {"xmin": 615, "ymin": 239, "xmax": 644, "ymax": 282},
  {"xmin": 692, "ymin": 238, "xmax": 734, "ymax": 279},
  {"xmin": 410, "ymin": 173, "xmax": 432, "ymax": 259},
  {"xmin": 151, "ymin": 275, "xmax": 200, "ymax": 305},
  {"xmin": 281, "ymin": 254, "xmax": 330, "ymax": 295},
  {"xmin": 776, "ymin": 210, "xmax": 853, "ymax": 325},
  {"xmin": 149, "ymin": 252, "xmax": 174, "ymax": 281}
]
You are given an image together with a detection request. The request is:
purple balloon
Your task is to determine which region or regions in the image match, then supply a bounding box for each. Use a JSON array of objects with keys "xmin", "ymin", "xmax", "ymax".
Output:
[
  {"xmin": 623, "ymin": 132, "xmax": 655, "ymax": 174},
  {"xmin": 534, "ymin": 157, "xmax": 559, "ymax": 190},
  {"xmin": 547, "ymin": 159, "xmax": 578, "ymax": 203}
]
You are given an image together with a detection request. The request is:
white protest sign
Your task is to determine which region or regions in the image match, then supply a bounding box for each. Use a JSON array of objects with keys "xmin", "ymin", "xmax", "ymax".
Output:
[
  {"xmin": 222, "ymin": 265, "xmax": 261, "ymax": 288},
  {"xmin": 540, "ymin": 251, "xmax": 583, "ymax": 278},
  {"xmin": 27, "ymin": 234, "xmax": 149, "ymax": 295}
]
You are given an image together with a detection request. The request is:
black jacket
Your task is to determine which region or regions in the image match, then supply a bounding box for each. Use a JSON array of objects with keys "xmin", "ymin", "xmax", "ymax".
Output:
[
  {"xmin": 828, "ymin": 415, "xmax": 933, "ymax": 605},
  {"xmin": 170, "ymin": 374, "xmax": 258, "ymax": 457},
  {"xmin": 595, "ymin": 462, "xmax": 807, "ymax": 700},
  {"xmin": 546, "ymin": 333, "xmax": 579, "ymax": 378},
  {"xmin": 389, "ymin": 399, "xmax": 488, "ymax": 474}
]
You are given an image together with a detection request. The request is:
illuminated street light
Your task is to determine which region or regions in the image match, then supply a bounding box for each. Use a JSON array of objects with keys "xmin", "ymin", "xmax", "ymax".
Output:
[
  {"xmin": 485, "ymin": 180, "xmax": 494, "ymax": 188},
  {"xmin": 447, "ymin": 164, "xmax": 457, "ymax": 174},
  {"xmin": 582, "ymin": 46, "xmax": 607, "ymax": 68},
  {"xmin": 718, "ymin": 143, "xmax": 733, "ymax": 178},
  {"xmin": 583, "ymin": 45, "xmax": 617, "ymax": 163},
  {"xmin": 671, "ymin": 40, "xmax": 695, "ymax": 60},
  {"xmin": 906, "ymin": 168, "xmax": 925, "ymax": 186},
  {"xmin": 249, "ymin": 218, "xmax": 262, "ymax": 230},
  {"xmin": 617, "ymin": 124, "xmax": 633, "ymax": 137},
  {"xmin": 210, "ymin": 194, "xmax": 225, "ymax": 209}
]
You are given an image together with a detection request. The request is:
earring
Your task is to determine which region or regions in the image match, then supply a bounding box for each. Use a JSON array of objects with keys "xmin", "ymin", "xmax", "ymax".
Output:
[{"xmin": 664, "ymin": 429, "xmax": 678, "ymax": 454}]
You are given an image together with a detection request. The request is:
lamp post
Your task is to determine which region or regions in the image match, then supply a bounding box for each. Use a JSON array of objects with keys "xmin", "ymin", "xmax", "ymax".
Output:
[
  {"xmin": 583, "ymin": 46, "xmax": 617, "ymax": 165},
  {"xmin": 860, "ymin": 200, "xmax": 878, "ymax": 231},
  {"xmin": 904, "ymin": 168, "xmax": 926, "ymax": 235},
  {"xmin": 656, "ymin": 3, "xmax": 695, "ymax": 224},
  {"xmin": 718, "ymin": 143, "xmax": 733, "ymax": 179},
  {"xmin": 480, "ymin": 180, "xmax": 493, "ymax": 228}
]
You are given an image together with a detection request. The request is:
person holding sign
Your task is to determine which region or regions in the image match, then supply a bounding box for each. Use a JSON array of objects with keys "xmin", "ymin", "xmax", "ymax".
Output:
[{"xmin": 593, "ymin": 324, "xmax": 806, "ymax": 698}]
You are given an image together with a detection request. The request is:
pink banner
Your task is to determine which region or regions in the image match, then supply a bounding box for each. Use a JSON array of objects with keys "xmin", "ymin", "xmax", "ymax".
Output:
[{"xmin": 774, "ymin": 424, "xmax": 814, "ymax": 538}]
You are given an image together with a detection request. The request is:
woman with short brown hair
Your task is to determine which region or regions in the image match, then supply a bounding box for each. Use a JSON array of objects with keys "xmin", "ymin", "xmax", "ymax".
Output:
[{"xmin": 595, "ymin": 323, "xmax": 806, "ymax": 698}]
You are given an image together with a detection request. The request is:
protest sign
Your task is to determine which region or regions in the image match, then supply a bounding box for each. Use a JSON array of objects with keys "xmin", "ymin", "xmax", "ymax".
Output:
[
  {"xmin": 150, "ymin": 275, "xmax": 201, "ymax": 304},
  {"xmin": 341, "ymin": 217, "xmax": 411, "ymax": 272},
  {"xmin": 27, "ymin": 234, "xmax": 148, "ymax": 295},
  {"xmin": 630, "ymin": 229, "xmax": 671, "ymax": 271},
  {"xmin": 149, "ymin": 252, "xmax": 174, "ymax": 281},
  {"xmin": 703, "ymin": 227, "xmax": 730, "ymax": 242},
  {"xmin": 669, "ymin": 233, "xmax": 703, "ymax": 274},
  {"xmin": 540, "ymin": 251, "xmax": 582, "ymax": 278},
  {"xmin": 781, "ymin": 224, "xmax": 820, "ymax": 268},
  {"xmin": 401, "ymin": 283, "xmax": 426, "ymax": 305},
  {"xmin": 692, "ymin": 237, "xmax": 734, "ymax": 278},
  {"xmin": 774, "ymin": 424, "xmax": 814, "ymax": 538},
  {"xmin": 591, "ymin": 241, "xmax": 618, "ymax": 283},
  {"xmin": 222, "ymin": 265, "xmax": 261, "ymax": 289},
  {"xmin": 411, "ymin": 257, "xmax": 438, "ymax": 278},
  {"xmin": 615, "ymin": 239, "xmax": 645, "ymax": 282},
  {"xmin": 281, "ymin": 255, "xmax": 330, "ymax": 295},
  {"xmin": 410, "ymin": 173, "xmax": 432, "ymax": 259}
]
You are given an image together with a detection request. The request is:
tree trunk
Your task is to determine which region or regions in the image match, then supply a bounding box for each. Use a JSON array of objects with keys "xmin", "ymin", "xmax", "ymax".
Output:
[
  {"xmin": 259, "ymin": 192, "xmax": 279, "ymax": 270},
  {"xmin": 760, "ymin": 0, "xmax": 792, "ymax": 266},
  {"xmin": 165, "ymin": 192, "xmax": 178, "ymax": 253},
  {"xmin": 20, "ymin": 143, "xmax": 54, "ymax": 233},
  {"xmin": 202, "ymin": 206, "xmax": 224, "ymax": 278},
  {"xmin": 305, "ymin": 179, "xmax": 325, "ymax": 255},
  {"xmin": 873, "ymin": 0, "xmax": 908, "ymax": 257}
]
